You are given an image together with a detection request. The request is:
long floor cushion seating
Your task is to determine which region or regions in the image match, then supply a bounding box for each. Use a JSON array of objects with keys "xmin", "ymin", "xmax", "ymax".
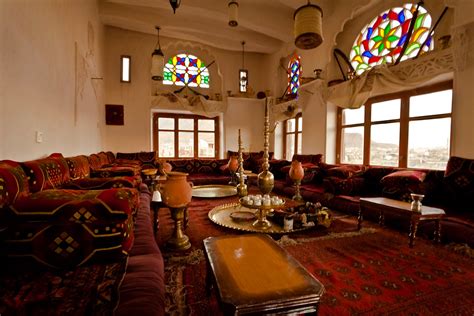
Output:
[
  {"xmin": 167, "ymin": 158, "xmax": 231, "ymax": 185},
  {"xmin": 271, "ymin": 155, "xmax": 474, "ymax": 247}
]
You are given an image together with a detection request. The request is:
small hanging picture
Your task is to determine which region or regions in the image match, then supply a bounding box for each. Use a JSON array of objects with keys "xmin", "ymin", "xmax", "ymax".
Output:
[{"xmin": 105, "ymin": 104, "xmax": 124, "ymax": 125}]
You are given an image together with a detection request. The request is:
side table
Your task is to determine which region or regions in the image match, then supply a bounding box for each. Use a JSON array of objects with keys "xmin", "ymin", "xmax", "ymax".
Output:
[{"xmin": 358, "ymin": 197, "xmax": 445, "ymax": 247}]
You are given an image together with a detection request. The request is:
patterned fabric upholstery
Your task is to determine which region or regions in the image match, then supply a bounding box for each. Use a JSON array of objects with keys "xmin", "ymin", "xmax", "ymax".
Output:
[
  {"xmin": 91, "ymin": 166, "xmax": 140, "ymax": 178},
  {"xmin": 269, "ymin": 159, "xmax": 291, "ymax": 180},
  {"xmin": 116, "ymin": 152, "xmax": 156, "ymax": 170},
  {"xmin": 63, "ymin": 176, "xmax": 139, "ymax": 190},
  {"xmin": 98, "ymin": 152, "xmax": 109, "ymax": 166},
  {"xmin": 327, "ymin": 165, "xmax": 364, "ymax": 179},
  {"xmin": 292, "ymin": 154, "xmax": 323, "ymax": 164},
  {"xmin": 0, "ymin": 160, "xmax": 30, "ymax": 207},
  {"xmin": 88, "ymin": 154, "xmax": 103, "ymax": 170},
  {"xmin": 22, "ymin": 157, "xmax": 71, "ymax": 193},
  {"xmin": 168, "ymin": 159, "xmax": 195, "ymax": 173},
  {"xmin": 105, "ymin": 151, "xmax": 116, "ymax": 164},
  {"xmin": 3, "ymin": 188, "xmax": 138, "ymax": 268},
  {"xmin": 194, "ymin": 159, "xmax": 228, "ymax": 174},
  {"xmin": 65, "ymin": 155, "xmax": 91, "ymax": 179},
  {"xmin": 444, "ymin": 156, "xmax": 474, "ymax": 210}
]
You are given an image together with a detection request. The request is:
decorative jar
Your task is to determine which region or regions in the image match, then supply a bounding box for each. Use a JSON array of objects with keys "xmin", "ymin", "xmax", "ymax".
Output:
[
  {"xmin": 289, "ymin": 160, "xmax": 304, "ymax": 181},
  {"xmin": 410, "ymin": 193, "xmax": 424, "ymax": 212},
  {"xmin": 228, "ymin": 156, "xmax": 239, "ymax": 173},
  {"xmin": 160, "ymin": 171, "xmax": 192, "ymax": 208}
]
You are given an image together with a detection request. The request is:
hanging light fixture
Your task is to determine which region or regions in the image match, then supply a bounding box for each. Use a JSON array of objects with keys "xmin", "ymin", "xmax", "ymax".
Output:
[
  {"xmin": 228, "ymin": 0, "xmax": 239, "ymax": 27},
  {"xmin": 169, "ymin": 0, "xmax": 181, "ymax": 14},
  {"xmin": 239, "ymin": 41, "xmax": 248, "ymax": 93},
  {"xmin": 151, "ymin": 26, "xmax": 164, "ymax": 81},
  {"xmin": 293, "ymin": 1, "xmax": 323, "ymax": 49}
]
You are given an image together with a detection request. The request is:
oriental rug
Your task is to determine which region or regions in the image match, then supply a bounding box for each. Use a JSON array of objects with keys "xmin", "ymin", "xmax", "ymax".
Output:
[
  {"xmin": 158, "ymin": 195, "xmax": 474, "ymax": 316},
  {"xmin": 0, "ymin": 258, "xmax": 128, "ymax": 315}
]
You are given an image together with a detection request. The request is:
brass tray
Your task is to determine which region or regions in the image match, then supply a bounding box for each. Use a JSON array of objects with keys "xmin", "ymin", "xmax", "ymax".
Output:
[
  {"xmin": 192, "ymin": 185, "xmax": 237, "ymax": 198},
  {"xmin": 208, "ymin": 203, "xmax": 314, "ymax": 234}
]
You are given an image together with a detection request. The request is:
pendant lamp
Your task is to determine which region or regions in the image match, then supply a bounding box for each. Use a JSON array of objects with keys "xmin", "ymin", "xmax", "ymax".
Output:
[
  {"xmin": 239, "ymin": 41, "xmax": 248, "ymax": 93},
  {"xmin": 151, "ymin": 26, "xmax": 164, "ymax": 81},
  {"xmin": 294, "ymin": 1, "xmax": 323, "ymax": 49},
  {"xmin": 228, "ymin": 1, "xmax": 238, "ymax": 27},
  {"xmin": 169, "ymin": 0, "xmax": 181, "ymax": 14}
]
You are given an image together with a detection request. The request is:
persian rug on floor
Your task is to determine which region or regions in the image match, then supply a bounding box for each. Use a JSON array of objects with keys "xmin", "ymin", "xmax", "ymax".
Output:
[
  {"xmin": 0, "ymin": 258, "xmax": 128, "ymax": 315},
  {"xmin": 160, "ymin": 202, "xmax": 474, "ymax": 316}
]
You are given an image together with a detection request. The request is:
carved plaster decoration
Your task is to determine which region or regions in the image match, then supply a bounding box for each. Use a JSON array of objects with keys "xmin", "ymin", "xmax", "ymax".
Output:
[
  {"xmin": 451, "ymin": 21, "xmax": 474, "ymax": 71},
  {"xmin": 150, "ymin": 93, "xmax": 225, "ymax": 118}
]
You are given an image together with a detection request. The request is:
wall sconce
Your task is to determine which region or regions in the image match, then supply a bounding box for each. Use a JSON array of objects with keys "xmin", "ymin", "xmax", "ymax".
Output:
[
  {"xmin": 239, "ymin": 41, "xmax": 248, "ymax": 93},
  {"xmin": 151, "ymin": 26, "xmax": 164, "ymax": 81},
  {"xmin": 228, "ymin": 1, "xmax": 238, "ymax": 27},
  {"xmin": 169, "ymin": 0, "xmax": 181, "ymax": 14},
  {"xmin": 294, "ymin": 1, "xmax": 323, "ymax": 49}
]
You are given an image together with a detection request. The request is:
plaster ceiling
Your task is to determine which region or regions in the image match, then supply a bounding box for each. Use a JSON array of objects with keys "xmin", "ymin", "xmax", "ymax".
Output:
[{"xmin": 99, "ymin": 0, "xmax": 381, "ymax": 54}]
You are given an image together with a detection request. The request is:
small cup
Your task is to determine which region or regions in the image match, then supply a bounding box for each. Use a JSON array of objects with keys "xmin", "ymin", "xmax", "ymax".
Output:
[{"xmin": 284, "ymin": 216, "xmax": 294, "ymax": 231}]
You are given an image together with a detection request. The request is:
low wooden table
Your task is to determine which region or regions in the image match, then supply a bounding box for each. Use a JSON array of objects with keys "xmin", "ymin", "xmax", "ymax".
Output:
[
  {"xmin": 203, "ymin": 234, "xmax": 325, "ymax": 315},
  {"xmin": 358, "ymin": 197, "xmax": 445, "ymax": 247}
]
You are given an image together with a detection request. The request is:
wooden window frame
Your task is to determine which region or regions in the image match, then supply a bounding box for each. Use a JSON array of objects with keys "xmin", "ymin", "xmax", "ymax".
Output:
[
  {"xmin": 283, "ymin": 112, "xmax": 303, "ymax": 160},
  {"xmin": 336, "ymin": 81, "xmax": 453, "ymax": 168},
  {"xmin": 153, "ymin": 113, "xmax": 219, "ymax": 159},
  {"xmin": 120, "ymin": 55, "xmax": 131, "ymax": 83}
]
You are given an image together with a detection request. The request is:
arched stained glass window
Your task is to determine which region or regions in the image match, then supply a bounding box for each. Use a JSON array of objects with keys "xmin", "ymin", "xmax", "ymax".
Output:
[
  {"xmin": 288, "ymin": 55, "xmax": 301, "ymax": 95},
  {"xmin": 163, "ymin": 54, "xmax": 210, "ymax": 88},
  {"xmin": 350, "ymin": 3, "xmax": 433, "ymax": 75}
]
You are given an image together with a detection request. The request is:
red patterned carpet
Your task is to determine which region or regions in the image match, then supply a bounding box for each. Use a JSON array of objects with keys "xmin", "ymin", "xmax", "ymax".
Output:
[{"xmin": 157, "ymin": 194, "xmax": 474, "ymax": 315}]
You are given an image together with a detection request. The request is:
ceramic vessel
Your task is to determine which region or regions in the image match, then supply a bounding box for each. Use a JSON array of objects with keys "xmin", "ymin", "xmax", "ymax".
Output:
[
  {"xmin": 160, "ymin": 171, "xmax": 192, "ymax": 208},
  {"xmin": 228, "ymin": 156, "xmax": 239, "ymax": 173},
  {"xmin": 289, "ymin": 160, "xmax": 304, "ymax": 181}
]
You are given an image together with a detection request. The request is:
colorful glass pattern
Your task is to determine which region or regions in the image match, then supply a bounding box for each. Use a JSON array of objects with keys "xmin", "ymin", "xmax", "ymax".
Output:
[
  {"xmin": 350, "ymin": 3, "xmax": 433, "ymax": 75},
  {"xmin": 288, "ymin": 55, "xmax": 301, "ymax": 95},
  {"xmin": 163, "ymin": 54, "xmax": 210, "ymax": 88}
]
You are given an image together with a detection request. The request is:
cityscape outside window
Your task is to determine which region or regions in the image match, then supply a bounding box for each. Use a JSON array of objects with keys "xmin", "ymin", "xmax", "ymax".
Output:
[
  {"xmin": 338, "ymin": 82, "xmax": 452, "ymax": 169},
  {"xmin": 153, "ymin": 113, "xmax": 218, "ymax": 158}
]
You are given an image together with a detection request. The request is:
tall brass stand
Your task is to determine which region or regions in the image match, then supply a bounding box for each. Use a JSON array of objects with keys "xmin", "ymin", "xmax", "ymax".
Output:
[
  {"xmin": 236, "ymin": 129, "xmax": 248, "ymax": 197},
  {"xmin": 253, "ymin": 98, "xmax": 275, "ymax": 229},
  {"xmin": 167, "ymin": 206, "xmax": 191, "ymax": 250}
]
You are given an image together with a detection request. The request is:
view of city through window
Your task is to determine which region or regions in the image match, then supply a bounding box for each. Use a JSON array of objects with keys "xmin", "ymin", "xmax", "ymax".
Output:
[
  {"xmin": 340, "ymin": 88, "xmax": 452, "ymax": 169},
  {"xmin": 155, "ymin": 115, "xmax": 217, "ymax": 158}
]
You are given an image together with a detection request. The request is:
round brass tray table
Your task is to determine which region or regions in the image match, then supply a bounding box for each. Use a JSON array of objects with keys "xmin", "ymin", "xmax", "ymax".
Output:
[
  {"xmin": 192, "ymin": 185, "xmax": 237, "ymax": 198},
  {"xmin": 208, "ymin": 203, "xmax": 313, "ymax": 234}
]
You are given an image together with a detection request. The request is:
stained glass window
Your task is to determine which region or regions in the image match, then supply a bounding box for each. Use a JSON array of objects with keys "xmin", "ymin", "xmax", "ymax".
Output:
[
  {"xmin": 287, "ymin": 55, "xmax": 301, "ymax": 95},
  {"xmin": 163, "ymin": 54, "xmax": 210, "ymax": 88},
  {"xmin": 350, "ymin": 3, "xmax": 433, "ymax": 75}
]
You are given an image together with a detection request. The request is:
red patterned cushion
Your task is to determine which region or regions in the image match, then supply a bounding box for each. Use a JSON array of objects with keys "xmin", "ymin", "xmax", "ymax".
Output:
[
  {"xmin": 98, "ymin": 152, "xmax": 109, "ymax": 166},
  {"xmin": 116, "ymin": 152, "xmax": 156, "ymax": 169},
  {"xmin": 327, "ymin": 165, "xmax": 364, "ymax": 179},
  {"xmin": 91, "ymin": 166, "xmax": 140, "ymax": 178},
  {"xmin": 194, "ymin": 159, "xmax": 227, "ymax": 174},
  {"xmin": 323, "ymin": 176, "xmax": 366, "ymax": 195},
  {"xmin": 63, "ymin": 176, "xmax": 139, "ymax": 190},
  {"xmin": 444, "ymin": 156, "xmax": 474, "ymax": 206},
  {"xmin": 88, "ymin": 154, "xmax": 103, "ymax": 170},
  {"xmin": 0, "ymin": 160, "xmax": 30, "ymax": 206},
  {"xmin": 105, "ymin": 151, "xmax": 115, "ymax": 164},
  {"xmin": 168, "ymin": 159, "xmax": 195, "ymax": 173},
  {"xmin": 3, "ymin": 188, "xmax": 138, "ymax": 268},
  {"xmin": 65, "ymin": 155, "xmax": 91, "ymax": 179},
  {"xmin": 269, "ymin": 159, "xmax": 291, "ymax": 179},
  {"xmin": 291, "ymin": 154, "xmax": 323, "ymax": 164},
  {"xmin": 22, "ymin": 157, "xmax": 71, "ymax": 192},
  {"xmin": 381, "ymin": 170, "xmax": 427, "ymax": 186},
  {"xmin": 113, "ymin": 158, "xmax": 141, "ymax": 167}
]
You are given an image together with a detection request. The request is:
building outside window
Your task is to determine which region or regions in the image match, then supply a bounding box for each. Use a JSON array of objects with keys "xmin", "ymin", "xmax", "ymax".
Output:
[
  {"xmin": 284, "ymin": 113, "xmax": 302, "ymax": 160},
  {"xmin": 153, "ymin": 113, "xmax": 218, "ymax": 158},
  {"xmin": 337, "ymin": 82, "xmax": 452, "ymax": 169}
]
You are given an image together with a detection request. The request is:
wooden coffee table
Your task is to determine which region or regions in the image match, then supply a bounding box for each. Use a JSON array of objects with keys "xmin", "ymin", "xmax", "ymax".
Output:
[
  {"xmin": 358, "ymin": 197, "xmax": 445, "ymax": 247},
  {"xmin": 203, "ymin": 234, "xmax": 325, "ymax": 315}
]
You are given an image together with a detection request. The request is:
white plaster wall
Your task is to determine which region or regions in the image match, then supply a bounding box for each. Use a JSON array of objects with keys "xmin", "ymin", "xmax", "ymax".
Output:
[
  {"xmin": 0, "ymin": 0, "xmax": 105, "ymax": 161},
  {"xmin": 104, "ymin": 26, "xmax": 268, "ymax": 155},
  {"xmin": 451, "ymin": 0, "xmax": 474, "ymax": 158},
  {"xmin": 224, "ymin": 98, "xmax": 265, "ymax": 155}
]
